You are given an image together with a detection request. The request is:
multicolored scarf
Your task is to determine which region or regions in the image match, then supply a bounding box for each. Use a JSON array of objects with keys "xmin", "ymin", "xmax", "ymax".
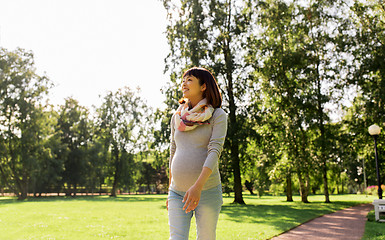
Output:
[{"xmin": 175, "ymin": 98, "xmax": 214, "ymax": 132}]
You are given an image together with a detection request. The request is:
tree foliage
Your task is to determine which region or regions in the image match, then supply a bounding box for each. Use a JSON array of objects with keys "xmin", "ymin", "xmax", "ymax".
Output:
[
  {"xmin": 95, "ymin": 87, "xmax": 151, "ymax": 197},
  {"xmin": 1, "ymin": 0, "xmax": 384, "ymax": 201},
  {"xmin": 162, "ymin": 0, "xmax": 259, "ymax": 204},
  {"xmin": 0, "ymin": 48, "xmax": 52, "ymax": 199}
]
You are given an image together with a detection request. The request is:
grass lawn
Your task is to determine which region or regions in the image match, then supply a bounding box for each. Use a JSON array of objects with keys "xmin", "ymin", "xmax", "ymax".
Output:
[
  {"xmin": 363, "ymin": 210, "xmax": 385, "ymax": 240},
  {"xmin": 0, "ymin": 193, "xmax": 376, "ymax": 240}
]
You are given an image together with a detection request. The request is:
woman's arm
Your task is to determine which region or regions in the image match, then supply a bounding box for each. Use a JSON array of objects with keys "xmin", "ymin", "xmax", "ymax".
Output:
[
  {"xmin": 167, "ymin": 114, "xmax": 176, "ymax": 211},
  {"xmin": 166, "ymin": 169, "xmax": 172, "ymax": 211},
  {"xmin": 191, "ymin": 167, "xmax": 212, "ymax": 190},
  {"xmin": 182, "ymin": 167, "xmax": 212, "ymax": 213}
]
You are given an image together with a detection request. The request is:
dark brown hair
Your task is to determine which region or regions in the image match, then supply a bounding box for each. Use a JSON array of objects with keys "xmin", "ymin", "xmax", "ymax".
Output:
[{"xmin": 179, "ymin": 67, "xmax": 222, "ymax": 108}]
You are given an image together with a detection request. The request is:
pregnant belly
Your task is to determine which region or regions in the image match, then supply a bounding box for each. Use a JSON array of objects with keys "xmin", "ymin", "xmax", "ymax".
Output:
[{"xmin": 171, "ymin": 149, "xmax": 207, "ymax": 191}]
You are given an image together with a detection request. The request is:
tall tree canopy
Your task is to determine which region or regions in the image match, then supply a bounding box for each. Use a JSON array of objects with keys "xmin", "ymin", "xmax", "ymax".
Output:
[
  {"xmin": 162, "ymin": 0, "xmax": 259, "ymax": 204},
  {"xmin": 0, "ymin": 48, "xmax": 52, "ymax": 199},
  {"xmin": 95, "ymin": 87, "xmax": 151, "ymax": 197}
]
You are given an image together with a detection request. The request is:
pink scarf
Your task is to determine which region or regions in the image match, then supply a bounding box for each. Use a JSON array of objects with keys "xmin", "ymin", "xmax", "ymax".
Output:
[{"xmin": 175, "ymin": 98, "xmax": 214, "ymax": 132}]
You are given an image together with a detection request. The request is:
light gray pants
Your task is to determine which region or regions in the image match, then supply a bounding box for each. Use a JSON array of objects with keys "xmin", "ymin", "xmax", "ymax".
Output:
[{"xmin": 168, "ymin": 184, "xmax": 223, "ymax": 240}]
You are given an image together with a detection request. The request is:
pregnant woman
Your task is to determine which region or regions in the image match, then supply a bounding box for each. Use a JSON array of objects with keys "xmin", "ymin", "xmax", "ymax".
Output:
[{"xmin": 167, "ymin": 67, "xmax": 228, "ymax": 240}]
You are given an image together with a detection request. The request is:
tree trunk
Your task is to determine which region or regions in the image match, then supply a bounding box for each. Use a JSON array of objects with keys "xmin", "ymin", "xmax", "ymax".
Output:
[
  {"xmin": 305, "ymin": 173, "xmax": 311, "ymax": 198},
  {"xmin": 18, "ymin": 179, "xmax": 28, "ymax": 200},
  {"xmin": 297, "ymin": 170, "xmax": 309, "ymax": 203},
  {"xmin": 74, "ymin": 183, "xmax": 77, "ymax": 197},
  {"xmin": 342, "ymin": 179, "xmax": 344, "ymax": 194},
  {"xmin": 228, "ymin": 84, "xmax": 244, "ymax": 204},
  {"xmin": 65, "ymin": 185, "xmax": 71, "ymax": 196},
  {"xmin": 110, "ymin": 147, "xmax": 120, "ymax": 197},
  {"xmin": 111, "ymin": 172, "xmax": 118, "ymax": 197},
  {"xmin": 223, "ymin": 20, "xmax": 245, "ymax": 204},
  {"xmin": 245, "ymin": 180, "xmax": 254, "ymax": 195},
  {"xmin": 336, "ymin": 176, "xmax": 340, "ymax": 194},
  {"xmin": 323, "ymin": 160, "xmax": 330, "ymax": 203},
  {"xmin": 286, "ymin": 173, "xmax": 293, "ymax": 202},
  {"xmin": 315, "ymin": 50, "xmax": 330, "ymax": 204},
  {"xmin": 232, "ymin": 149, "xmax": 244, "ymax": 204}
]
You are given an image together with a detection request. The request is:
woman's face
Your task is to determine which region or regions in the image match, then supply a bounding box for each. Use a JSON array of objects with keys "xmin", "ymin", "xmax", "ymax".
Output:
[{"xmin": 181, "ymin": 75, "xmax": 206, "ymax": 99}]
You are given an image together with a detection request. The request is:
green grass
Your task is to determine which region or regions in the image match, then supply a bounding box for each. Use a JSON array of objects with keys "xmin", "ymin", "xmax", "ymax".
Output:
[
  {"xmin": 0, "ymin": 193, "xmax": 376, "ymax": 240},
  {"xmin": 363, "ymin": 210, "xmax": 385, "ymax": 240}
]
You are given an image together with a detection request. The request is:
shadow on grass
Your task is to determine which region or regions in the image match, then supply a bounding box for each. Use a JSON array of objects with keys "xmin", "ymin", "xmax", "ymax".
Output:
[{"xmin": 220, "ymin": 196, "xmax": 366, "ymax": 227}]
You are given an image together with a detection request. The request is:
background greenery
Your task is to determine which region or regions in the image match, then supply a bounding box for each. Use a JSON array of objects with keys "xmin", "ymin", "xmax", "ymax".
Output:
[{"xmin": 0, "ymin": 0, "xmax": 384, "ymax": 205}]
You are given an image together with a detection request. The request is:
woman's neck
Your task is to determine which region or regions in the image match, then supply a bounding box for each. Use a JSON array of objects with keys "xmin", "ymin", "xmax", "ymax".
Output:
[{"xmin": 188, "ymin": 96, "xmax": 204, "ymax": 109}]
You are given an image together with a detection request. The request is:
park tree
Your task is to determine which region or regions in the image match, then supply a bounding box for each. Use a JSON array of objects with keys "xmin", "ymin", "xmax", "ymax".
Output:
[
  {"xmin": 297, "ymin": 0, "xmax": 356, "ymax": 203},
  {"xmin": 342, "ymin": 0, "xmax": 385, "ymax": 189},
  {"xmin": 243, "ymin": 138, "xmax": 272, "ymax": 198},
  {"xmin": 56, "ymin": 97, "xmax": 91, "ymax": 196},
  {"xmin": 346, "ymin": 0, "xmax": 385, "ymax": 125},
  {"xmin": 247, "ymin": 0, "xmax": 315, "ymax": 203},
  {"xmin": 96, "ymin": 87, "xmax": 151, "ymax": 197},
  {"xmin": 162, "ymin": 0, "xmax": 257, "ymax": 204},
  {"xmin": 83, "ymin": 119, "xmax": 108, "ymax": 195},
  {"xmin": 246, "ymin": 0, "xmax": 353, "ymax": 202},
  {"xmin": 138, "ymin": 161, "xmax": 157, "ymax": 194},
  {"xmin": 326, "ymin": 121, "xmax": 358, "ymax": 193},
  {"xmin": 0, "ymin": 47, "xmax": 52, "ymax": 199},
  {"xmin": 30, "ymin": 105, "xmax": 64, "ymax": 196}
]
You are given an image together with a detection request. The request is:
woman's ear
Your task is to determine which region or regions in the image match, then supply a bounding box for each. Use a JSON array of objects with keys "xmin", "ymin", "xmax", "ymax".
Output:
[{"xmin": 201, "ymin": 83, "xmax": 206, "ymax": 92}]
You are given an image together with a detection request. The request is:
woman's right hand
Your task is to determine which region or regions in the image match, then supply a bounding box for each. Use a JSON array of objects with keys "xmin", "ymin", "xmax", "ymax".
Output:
[{"xmin": 166, "ymin": 199, "xmax": 169, "ymax": 211}]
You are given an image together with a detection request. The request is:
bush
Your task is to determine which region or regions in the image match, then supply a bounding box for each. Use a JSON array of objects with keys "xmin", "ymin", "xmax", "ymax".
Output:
[
  {"xmin": 269, "ymin": 183, "xmax": 284, "ymax": 196},
  {"xmin": 367, "ymin": 185, "xmax": 385, "ymax": 195}
]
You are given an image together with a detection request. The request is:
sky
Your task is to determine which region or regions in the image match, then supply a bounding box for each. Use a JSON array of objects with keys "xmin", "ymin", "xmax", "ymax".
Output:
[{"xmin": 0, "ymin": 0, "xmax": 169, "ymax": 110}]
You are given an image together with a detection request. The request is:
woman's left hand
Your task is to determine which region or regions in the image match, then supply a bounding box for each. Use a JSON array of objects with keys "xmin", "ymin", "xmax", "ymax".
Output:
[{"xmin": 182, "ymin": 184, "xmax": 202, "ymax": 213}]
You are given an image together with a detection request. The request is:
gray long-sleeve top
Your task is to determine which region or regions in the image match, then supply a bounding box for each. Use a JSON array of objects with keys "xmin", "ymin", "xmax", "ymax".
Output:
[{"xmin": 169, "ymin": 107, "xmax": 228, "ymax": 192}]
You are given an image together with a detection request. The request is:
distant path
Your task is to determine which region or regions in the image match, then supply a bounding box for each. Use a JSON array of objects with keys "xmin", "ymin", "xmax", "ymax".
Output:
[{"xmin": 271, "ymin": 203, "xmax": 372, "ymax": 240}]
